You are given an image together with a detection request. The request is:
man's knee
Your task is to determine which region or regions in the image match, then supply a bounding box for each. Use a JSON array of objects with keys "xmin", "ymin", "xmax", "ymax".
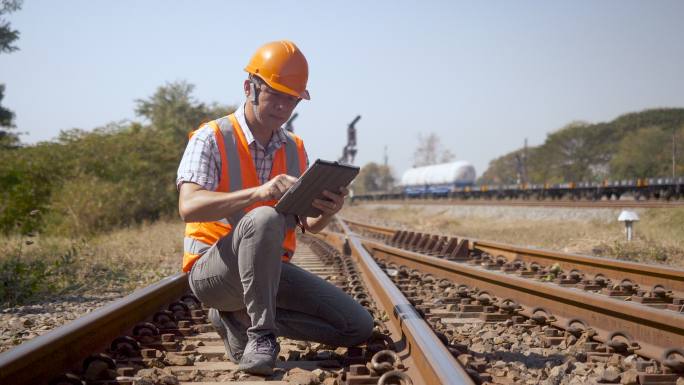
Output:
[
  {"xmin": 246, "ymin": 206, "xmax": 285, "ymax": 235},
  {"xmin": 344, "ymin": 307, "xmax": 374, "ymax": 346}
]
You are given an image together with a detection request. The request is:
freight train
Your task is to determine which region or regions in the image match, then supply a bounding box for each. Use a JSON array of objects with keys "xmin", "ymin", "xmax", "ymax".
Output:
[{"xmin": 354, "ymin": 161, "xmax": 684, "ymax": 202}]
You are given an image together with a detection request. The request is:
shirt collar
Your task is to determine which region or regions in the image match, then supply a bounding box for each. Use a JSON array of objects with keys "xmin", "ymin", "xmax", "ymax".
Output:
[{"xmin": 235, "ymin": 103, "xmax": 289, "ymax": 148}]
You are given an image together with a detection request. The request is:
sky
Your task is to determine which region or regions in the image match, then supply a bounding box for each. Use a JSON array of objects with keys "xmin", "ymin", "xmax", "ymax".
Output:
[{"xmin": 2, "ymin": 0, "xmax": 684, "ymax": 178}]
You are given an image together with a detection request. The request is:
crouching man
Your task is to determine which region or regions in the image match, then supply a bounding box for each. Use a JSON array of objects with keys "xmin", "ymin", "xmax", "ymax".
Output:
[{"xmin": 176, "ymin": 40, "xmax": 373, "ymax": 375}]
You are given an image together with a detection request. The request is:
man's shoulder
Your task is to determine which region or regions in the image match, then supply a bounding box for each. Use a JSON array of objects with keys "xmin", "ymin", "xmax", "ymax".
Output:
[
  {"xmin": 284, "ymin": 129, "xmax": 305, "ymax": 145},
  {"xmin": 193, "ymin": 120, "xmax": 223, "ymax": 137},
  {"xmin": 188, "ymin": 123, "xmax": 219, "ymax": 146}
]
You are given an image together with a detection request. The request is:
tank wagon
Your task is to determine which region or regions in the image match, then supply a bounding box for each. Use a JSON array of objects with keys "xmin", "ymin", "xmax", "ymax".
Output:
[{"xmin": 400, "ymin": 161, "xmax": 477, "ymax": 197}]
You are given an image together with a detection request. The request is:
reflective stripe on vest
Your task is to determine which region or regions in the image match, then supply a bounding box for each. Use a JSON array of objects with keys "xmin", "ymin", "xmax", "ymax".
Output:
[{"xmin": 182, "ymin": 113, "xmax": 306, "ymax": 272}]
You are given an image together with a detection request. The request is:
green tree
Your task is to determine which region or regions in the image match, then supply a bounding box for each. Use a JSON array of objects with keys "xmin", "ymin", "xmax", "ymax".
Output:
[
  {"xmin": 0, "ymin": 0, "xmax": 21, "ymax": 53},
  {"xmin": 481, "ymin": 109, "xmax": 684, "ymax": 183},
  {"xmin": 0, "ymin": 0, "xmax": 22, "ymax": 148},
  {"xmin": 135, "ymin": 81, "xmax": 232, "ymax": 144},
  {"xmin": 530, "ymin": 121, "xmax": 612, "ymax": 182},
  {"xmin": 610, "ymin": 126, "xmax": 684, "ymax": 178},
  {"xmin": 352, "ymin": 162, "xmax": 395, "ymax": 194},
  {"xmin": 0, "ymin": 84, "xmax": 19, "ymax": 148},
  {"xmin": 0, "ymin": 81, "xmax": 236, "ymax": 235},
  {"xmin": 479, "ymin": 149, "xmax": 527, "ymax": 184}
]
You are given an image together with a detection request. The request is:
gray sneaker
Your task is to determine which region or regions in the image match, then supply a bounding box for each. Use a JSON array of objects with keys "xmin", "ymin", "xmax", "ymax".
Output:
[
  {"xmin": 238, "ymin": 334, "xmax": 280, "ymax": 375},
  {"xmin": 207, "ymin": 308, "xmax": 247, "ymax": 363}
]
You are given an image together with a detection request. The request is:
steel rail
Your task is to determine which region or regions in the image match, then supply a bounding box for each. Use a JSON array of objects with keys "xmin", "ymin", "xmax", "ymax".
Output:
[
  {"xmin": 0, "ymin": 273, "xmax": 188, "ymax": 385},
  {"xmin": 362, "ymin": 238, "xmax": 684, "ymax": 362},
  {"xmin": 342, "ymin": 218, "xmax": 684, "ymax": 295},
  {"xmin": 341, "ymin": 219, "xmax": 396, "ymax": 237},
  {"xmin": 352, "ymin": 198, "xmax": 684, "ymax": 209},
  {"xmin": 320, "ymin": 219, "xmax": 475, "ymax": 385}
]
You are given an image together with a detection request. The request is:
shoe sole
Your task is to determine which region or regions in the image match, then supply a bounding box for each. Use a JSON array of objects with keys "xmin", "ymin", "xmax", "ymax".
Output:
[{"xmin": 238, "ymin": 360, "xmax": 275, "ymax": 376}]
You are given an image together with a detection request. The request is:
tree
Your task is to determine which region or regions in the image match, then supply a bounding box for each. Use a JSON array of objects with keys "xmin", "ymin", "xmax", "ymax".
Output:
[
  {"xmin": 413, "ymin": 133, "xmax": 455, "ymax": 167},
  {"xmin": 480, "ymin": 110, "xmax": 684, "ymax": 184},
  {"xmin": 135, "ymin": 81, "xmax": 234, "ymax": 144},
  {"xmin": 610, "ymin": 126, "xmax": 684, "ymax": 178},
  {"xmin": 0, "ymin": 0, "xmax": 21, "ymax": 54},
  {"xmin": 0, "ymin": 0, "xmax": 22, "ymax": 148},
  {"xmin": 0, "ymin": 80, "xmax": 235, "ymax": 235},
  {"xmin": 479, "ymin": 149, "xmax": 526, "ymax": 184},
  {"xmin": 352, "ymin": 162, "xmax": 395, "ymax": 194},
  {"xmin": 0, "ymin": 84, "xmax": 18, "ymax": 148}
]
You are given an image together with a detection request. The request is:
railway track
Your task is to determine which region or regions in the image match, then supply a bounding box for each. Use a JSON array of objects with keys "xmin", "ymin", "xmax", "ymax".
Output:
[
  {"xmin": 0, "ymin": 234, "xmax": 473, "ymax": 385},
  {"xmin": 4, "ymin": 216, "xmax": 684, "ymax": 384},
  {"xmin": 351, "ymin": 198, "xmax": 684, "ymax": 209},
  {"xmin": 339, "ymin": 218, "xmax": 684, "ymax": 384}
]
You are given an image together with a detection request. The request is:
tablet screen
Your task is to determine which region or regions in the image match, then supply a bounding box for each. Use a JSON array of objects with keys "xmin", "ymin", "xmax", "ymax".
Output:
[{"xmin": 275, "ymin": 159, "xmax": 360, "ymax": 217}]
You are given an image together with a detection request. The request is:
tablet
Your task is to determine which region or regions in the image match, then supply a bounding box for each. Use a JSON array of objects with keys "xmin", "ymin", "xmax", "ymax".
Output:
[{"xmin": 275, "ymin": 159, "xmax": 360, "ymax": 217}]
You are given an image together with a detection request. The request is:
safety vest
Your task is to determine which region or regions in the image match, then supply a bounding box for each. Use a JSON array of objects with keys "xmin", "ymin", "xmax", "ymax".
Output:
[{"xmin": 182, "ymin": 113, "xmax": 307, "ymax": 272}]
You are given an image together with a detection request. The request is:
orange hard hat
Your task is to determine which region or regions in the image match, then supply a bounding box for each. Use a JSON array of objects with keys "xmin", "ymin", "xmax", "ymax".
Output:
[{"xmin": 245, "ymin": 40, "xmax": 310, "ymax": 100}]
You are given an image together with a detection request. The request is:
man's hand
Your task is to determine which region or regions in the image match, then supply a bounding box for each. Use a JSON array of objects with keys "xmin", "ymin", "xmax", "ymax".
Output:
[
  {"xmin": 312, "ymin": 187, "xmax": 349, "ymax": 217},
  {"xmin": 257, "ymin": 174, "xmax": 298, "ymax": 201}
]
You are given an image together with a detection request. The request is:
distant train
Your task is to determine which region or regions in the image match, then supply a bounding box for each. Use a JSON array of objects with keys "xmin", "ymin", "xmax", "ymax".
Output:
[
  {"xmin": 355, "ymin": 160, "xmax": 684, "ymax": 202},
  {"xmin": 400, "ymin": 161, "xmax": 477, "ymax": 197}
]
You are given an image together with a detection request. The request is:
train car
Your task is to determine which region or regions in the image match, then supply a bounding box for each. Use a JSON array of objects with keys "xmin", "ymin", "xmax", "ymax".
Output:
[
  {"xmin": 400, "ymin": 161, "xmax": 476, "ymax": 198},
  {"xmin": 352, "ymin": 170, "xmax": 682, "ymax": 203}
]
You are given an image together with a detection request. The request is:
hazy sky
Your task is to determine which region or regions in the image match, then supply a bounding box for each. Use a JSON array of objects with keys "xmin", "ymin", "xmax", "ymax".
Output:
[{"xmin": 2, "ymin": 0, "xmax": 684, "ymax": 177}]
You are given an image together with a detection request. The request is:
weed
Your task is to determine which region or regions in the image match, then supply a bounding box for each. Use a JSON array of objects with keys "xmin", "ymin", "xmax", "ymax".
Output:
[{"xmin": 1, "ymin": 219, "xmax": 182, "ymax": 306}]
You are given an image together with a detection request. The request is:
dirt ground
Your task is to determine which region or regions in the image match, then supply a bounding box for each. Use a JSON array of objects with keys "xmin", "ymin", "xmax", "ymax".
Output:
[
  {"xmin": 3, "ymin": 203, "xmax": 682, "ymax": 305},
  {"xmin": 341, "ymin": 203, "xmax": 684, "ymax": 268}
]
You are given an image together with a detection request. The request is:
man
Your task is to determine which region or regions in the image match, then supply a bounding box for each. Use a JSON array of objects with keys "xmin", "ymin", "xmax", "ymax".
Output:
[{"xmin": 176, "ymin": 40, "xmax": 373, "ymax": 375}]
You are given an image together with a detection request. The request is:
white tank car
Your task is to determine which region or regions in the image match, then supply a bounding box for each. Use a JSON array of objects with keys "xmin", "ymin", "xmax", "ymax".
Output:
[{"xmin": 401, "ymin": 161, "xmax": 477, "ymax": 196}]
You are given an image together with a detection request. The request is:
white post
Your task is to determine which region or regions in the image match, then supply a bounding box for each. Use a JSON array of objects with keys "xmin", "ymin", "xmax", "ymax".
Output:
[{"xmin": 618, "ymin": 210, "xmax": 639, "ymax": 243}]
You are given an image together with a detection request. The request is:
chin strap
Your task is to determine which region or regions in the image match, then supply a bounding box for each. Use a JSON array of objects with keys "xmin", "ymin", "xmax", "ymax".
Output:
[{"xmin": 249, "ymin": 76, "xmax": 261, "ymax": 122}]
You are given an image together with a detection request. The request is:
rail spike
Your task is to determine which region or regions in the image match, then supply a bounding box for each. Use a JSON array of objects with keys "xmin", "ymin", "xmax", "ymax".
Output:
[
  {"xmin": 662, "ymin": 348, "xmax": 684, "ymax": 373},
  {"xmin": 566, "ymin": 318, "xmax": 588, "ymax": 337},
  {"xmin": 378, "ymin": 370, "xmax": 414, "ymax": 385},
  {"xmin": 371, "ymin": 349, "xmax": 401, "ymax": 374},
  {"xmin": 530, "ymin": 307, "xmax": 556, "ymax": 325},
  {"xmin": 607, "ymin": 331, "xmax": 641, "ymax": 354}
]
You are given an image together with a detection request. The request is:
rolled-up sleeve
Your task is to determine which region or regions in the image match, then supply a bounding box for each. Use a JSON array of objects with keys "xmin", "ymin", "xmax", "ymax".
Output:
[{"xmin": 176, "ymin": 125, "xmax": 220, "ymax": 191}]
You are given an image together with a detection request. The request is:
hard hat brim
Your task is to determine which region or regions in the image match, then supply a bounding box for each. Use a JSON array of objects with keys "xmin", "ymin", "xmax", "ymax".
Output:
[
  {"xmin": 245, "ymin": 68, "xmax": 310, "ymax": 100},
  {"xmin": 268, "ymin": 78, "xmax": 310, "ymax": 101}
]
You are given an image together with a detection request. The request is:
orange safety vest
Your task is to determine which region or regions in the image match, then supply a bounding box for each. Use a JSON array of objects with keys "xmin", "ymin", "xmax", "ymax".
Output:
[{"xmin": 182, "ymin": 113, "xmax": 307, "ymax": 272}]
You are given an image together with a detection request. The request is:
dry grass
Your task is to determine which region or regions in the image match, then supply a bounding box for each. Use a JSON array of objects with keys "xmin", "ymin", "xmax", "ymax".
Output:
[
  {"xmin": 342, "ymin": 204, "xmax": 684, "ymax": 268},
  {"xmin": 1, "ymin": 218, "xmax": 184, "ymax": 305}
]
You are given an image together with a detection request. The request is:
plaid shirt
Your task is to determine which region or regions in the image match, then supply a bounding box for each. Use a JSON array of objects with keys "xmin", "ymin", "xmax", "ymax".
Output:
[{"xmin": 176, "ymin": 103, "xmax": 307, "ymax": 191}]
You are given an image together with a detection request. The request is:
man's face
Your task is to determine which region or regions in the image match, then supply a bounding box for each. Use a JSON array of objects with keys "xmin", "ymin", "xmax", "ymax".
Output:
[{"xmin": 252, "ymin": 82, "xmax": 301, "ymax": 129}]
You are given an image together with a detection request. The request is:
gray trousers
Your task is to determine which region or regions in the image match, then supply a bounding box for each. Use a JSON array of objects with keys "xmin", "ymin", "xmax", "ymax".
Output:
[{"xmin": 188, "ymin": 206, "xmax": 374, "ymax": 346}]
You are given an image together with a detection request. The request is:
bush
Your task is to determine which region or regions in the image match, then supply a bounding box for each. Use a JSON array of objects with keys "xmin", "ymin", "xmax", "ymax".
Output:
[{"xmin": 0, "ymin": 81, "xmax": 234, "ymax": 238}]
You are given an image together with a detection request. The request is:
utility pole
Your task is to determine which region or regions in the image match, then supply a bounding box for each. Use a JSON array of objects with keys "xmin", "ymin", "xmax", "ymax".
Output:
[
  {"xmin": 673, "ymin": 128, "xmax": 678, "ymax": 179},
  {"xmin": 339, "ymin": 115, "xmax": 361, "ymax": 164},
  {"xmin": 382, "ymin": 145, "xmax": 389, "ymax": 191},
  {"xmin": 523, "ymin": 138, "xmax": 528, "ymax": 184}
]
